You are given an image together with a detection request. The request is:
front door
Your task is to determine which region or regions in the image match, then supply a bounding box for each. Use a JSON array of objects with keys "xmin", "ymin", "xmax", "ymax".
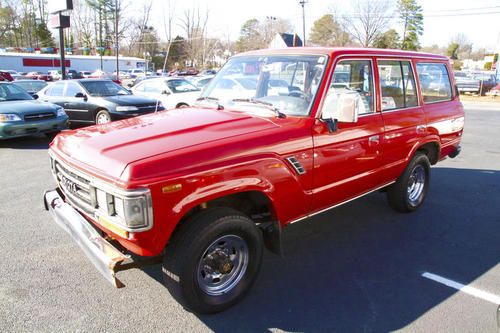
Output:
[{"xmin": 311, "ymin": 57, "xmax": 385, "ymax": 212}]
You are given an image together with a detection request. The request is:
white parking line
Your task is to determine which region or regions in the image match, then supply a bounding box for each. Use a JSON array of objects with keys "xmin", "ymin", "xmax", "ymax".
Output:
[{"xmin": 422, "ymin": 272, "xmax": 500, "ymax": 305}]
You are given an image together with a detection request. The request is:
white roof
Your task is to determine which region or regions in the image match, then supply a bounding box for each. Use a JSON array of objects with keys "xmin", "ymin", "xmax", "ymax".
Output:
[{"xmin": 0, "ymin": 52, "xmax": 144, "ymax": 61}]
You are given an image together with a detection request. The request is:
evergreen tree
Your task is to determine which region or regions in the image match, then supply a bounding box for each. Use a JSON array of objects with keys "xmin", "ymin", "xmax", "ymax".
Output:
[
  {"xmin": 309, "ymin": 14, "xmax": 350, "ymax": 47},
  {"xmin": 373, "ymin": 29, "xmax": 400, "ymax": 49},
  {"xmin": 398, "ymin": 0, "xmax": 423, "ymax": 50}
]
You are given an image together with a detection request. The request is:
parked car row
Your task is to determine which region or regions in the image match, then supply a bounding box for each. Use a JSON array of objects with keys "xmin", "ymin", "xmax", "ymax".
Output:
[
  {"xmin": 454, "ymin": 71, "xmax": 498, "ymax": 95},
  {"xmin": 1, "ymin": 66, "xmax": 217, "ymax": 140}
]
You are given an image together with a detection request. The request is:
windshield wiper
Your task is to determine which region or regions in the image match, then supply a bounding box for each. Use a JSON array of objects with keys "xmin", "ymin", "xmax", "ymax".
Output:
[
  {"xmin": 232, "ymin": 98, "xmax": 286, "ymax": 118},
  {"xmin": 196, "ymin": 96, "xmax": 224, "ymax": 110}
]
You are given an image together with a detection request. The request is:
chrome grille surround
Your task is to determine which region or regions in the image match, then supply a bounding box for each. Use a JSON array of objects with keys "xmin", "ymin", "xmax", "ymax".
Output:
[{"xmin": 49, "ymin": 151, "xmax": 153, "ymax": 232}]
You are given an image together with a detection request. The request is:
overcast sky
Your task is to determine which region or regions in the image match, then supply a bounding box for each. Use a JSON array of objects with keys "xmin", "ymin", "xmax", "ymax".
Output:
[{"xmin": 141, "ymin": 0, "xmax": 500, "ymax": 51}]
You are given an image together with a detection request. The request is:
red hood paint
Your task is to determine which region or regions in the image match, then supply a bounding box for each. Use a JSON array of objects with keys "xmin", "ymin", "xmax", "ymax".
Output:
[{"xmin": 51, "ymin": 107, "xmax": 281, "ymax": 180}]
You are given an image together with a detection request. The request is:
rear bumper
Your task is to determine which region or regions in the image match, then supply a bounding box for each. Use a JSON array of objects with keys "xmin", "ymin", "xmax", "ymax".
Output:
[{"xmin": 43, "ymin": 189, "xmax": 129, "ymax": 288}]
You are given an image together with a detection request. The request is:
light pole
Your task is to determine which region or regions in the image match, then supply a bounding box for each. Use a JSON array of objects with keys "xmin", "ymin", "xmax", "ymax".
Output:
[
  {"xmin": 115, "ymin": 0, "xmax": 119, "ymax": 79},
  {"xmin": 299, "ymin": 0, "xmax": 307, "ymax": 46}
]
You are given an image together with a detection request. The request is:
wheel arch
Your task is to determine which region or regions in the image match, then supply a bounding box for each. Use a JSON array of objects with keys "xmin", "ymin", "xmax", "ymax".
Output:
[{"xmin": 168, "ymin": 189, "xmax": 283, "ymax": 256}]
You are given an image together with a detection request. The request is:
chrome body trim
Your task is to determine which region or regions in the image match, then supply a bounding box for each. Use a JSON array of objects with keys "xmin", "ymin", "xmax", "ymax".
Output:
[{"xmin": 288, "ymin": 181, "xmax": 395, "ymax": 225}]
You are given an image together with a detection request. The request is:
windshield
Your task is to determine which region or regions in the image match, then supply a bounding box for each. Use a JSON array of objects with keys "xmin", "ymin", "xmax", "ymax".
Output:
[
  {"xmin": 166, "ymin": 79, "xmax": 200, "ymax": 93},
  {"xmin": 0, "ymin": 84, "xmax": 33, "ymax": 101},
  {"xmin": 199, "ymin": 54, "xmax": 327, "ymax": 116},
  {"xmin": 80, "ymin": 80, "xmax": 131, "ymax": 97}
]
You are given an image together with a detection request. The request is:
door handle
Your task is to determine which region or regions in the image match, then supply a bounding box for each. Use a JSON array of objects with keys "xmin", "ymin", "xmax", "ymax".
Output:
[{"xmin": 368, "ymin": 135, "xmax": 380, "ymax": 145}]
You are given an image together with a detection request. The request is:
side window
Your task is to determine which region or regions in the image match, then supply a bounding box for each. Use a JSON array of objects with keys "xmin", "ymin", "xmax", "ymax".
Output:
[
  {"xmin": 143, "ymin": 81, "xmax": 162, "ymax": 93},
  {"xmin": 64, "ymin": 82, "xmax": 83, "ymax": 97},
  {"xmin": 325, "ymin": 59, "xmax": 375, "ymax": 115},
  {"xmin": 416, "ymin": 63, "xmax": 452, "ymax": 103},
  {"xmin": 45, "ymin": 82, "xmax": 65, "ymax": 96},
  {"xmin": 134, "ymin": 82, "xmax": 145, "ymax": 92},
  {"xmin": 377, "ymin": 60, "xmax": 418, "ymax": 111}
]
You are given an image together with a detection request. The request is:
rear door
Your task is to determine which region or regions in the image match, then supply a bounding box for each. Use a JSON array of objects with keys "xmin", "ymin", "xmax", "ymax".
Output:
[
  {"xmin": 376, "ymin": 58, "xmax": 426, "ymax": 181},
  {"xmin": 63, "ymin": 81, "xmax": 94, "ymax": 123},
  {"xmin": 40, "ymin": 81, "xmax": 65, "ymax": 106}
]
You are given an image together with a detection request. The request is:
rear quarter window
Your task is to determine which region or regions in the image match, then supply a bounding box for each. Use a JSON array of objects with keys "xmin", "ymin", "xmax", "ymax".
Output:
[{"xmin": 416, "ymin": 63, "xmax": 452, "ymax": 103}]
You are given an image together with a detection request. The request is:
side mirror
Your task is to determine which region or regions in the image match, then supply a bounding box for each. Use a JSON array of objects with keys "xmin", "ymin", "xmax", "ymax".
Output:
[
  {"xmin": 32, "ymin": 94, "xmax": 39, "ymax": 100},
  {"xmin": 321, "ymin": 92, "xmax": 359, "ymax": 132},
  {"xmin": 162, "ymin": 90, "xmax": 171, "ymax": 95},
  {"xmin": 75, "ymin": 92, "xmax": 86, "ymax": 98}
]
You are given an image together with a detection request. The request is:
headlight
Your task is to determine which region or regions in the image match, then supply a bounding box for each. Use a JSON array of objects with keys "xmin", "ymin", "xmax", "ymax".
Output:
[
  {"xmin": 55, "ymin": 108, "xmax": 66, "ymax": 117},
  {"xmin": 115, "ymin": 106, "xmax": 139, "ymax": 112},
  {"xmin": 93, "ymin": 186, "xmax": 153, "ymax": 231},
  {"xmin": 0, "ymin": 113, "xmax": 22, "ymax": 122}
]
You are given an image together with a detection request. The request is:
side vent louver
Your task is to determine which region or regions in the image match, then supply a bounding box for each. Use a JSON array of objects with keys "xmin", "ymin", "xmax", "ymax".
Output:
[{"xmin": 286, "ymin": 156, "xmax": 306, "ymax": 175}]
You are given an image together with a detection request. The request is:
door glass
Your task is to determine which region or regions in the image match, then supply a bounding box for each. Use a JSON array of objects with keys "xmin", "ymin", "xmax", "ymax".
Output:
[
  {"xmin": 46, "ymin": 82, "xmax": 65, "ymax": 96},
  {"xmin": 378, "ymin": 60, "xmax": 419, "ymax": 110},
  {"xmin": 64, "ymin": 82, "xmax": 83, "ymax": 97},
  {"xmin": 324, "ymin": 59, "xmax": 375, "ymax": 115}
]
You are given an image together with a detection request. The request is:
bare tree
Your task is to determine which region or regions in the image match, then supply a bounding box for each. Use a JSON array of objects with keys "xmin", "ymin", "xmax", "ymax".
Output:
[
  {"xmin": 344, "ymin": 0, "xmax": 392, "ymax": 47},
  {"xmin": 179, "ymin": 6, "xmax": 208, "ymax": 67}
]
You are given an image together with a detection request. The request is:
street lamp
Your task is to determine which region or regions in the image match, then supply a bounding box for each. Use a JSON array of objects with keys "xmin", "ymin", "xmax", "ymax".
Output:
[{"xmin": 299, "ymin": 0, "xmax": 307, "ymax": 46}]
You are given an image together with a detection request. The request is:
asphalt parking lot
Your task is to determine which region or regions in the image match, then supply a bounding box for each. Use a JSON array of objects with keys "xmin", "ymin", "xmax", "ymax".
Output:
[{"xmin": 0, "ymin": 102, "xmax": 499, "ymax": 332}]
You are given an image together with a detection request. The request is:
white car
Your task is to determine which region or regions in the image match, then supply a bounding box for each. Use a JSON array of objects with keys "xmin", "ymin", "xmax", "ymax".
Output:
[{"xmin": 130, "ymin": 77, "xmax": 201, "ymax": 109}]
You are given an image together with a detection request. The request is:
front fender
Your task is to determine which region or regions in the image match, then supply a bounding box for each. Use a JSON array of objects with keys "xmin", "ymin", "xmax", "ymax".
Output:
[{"xmin": 145, "ymin": 157, "xmax": 310, "ymax": 255}]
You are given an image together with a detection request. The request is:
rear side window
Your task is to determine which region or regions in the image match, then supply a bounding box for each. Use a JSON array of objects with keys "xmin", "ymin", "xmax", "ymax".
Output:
[
  {"xmin": 45, "ymin": 82, "xmax": 65, "ymax": 96},
  {"xmin": 377, "ymin": 60, "xmax": 418, "ymax": 111},
  {"xmin": 416, "ymin": 63, "xmax": 452, "ymax": 103}
]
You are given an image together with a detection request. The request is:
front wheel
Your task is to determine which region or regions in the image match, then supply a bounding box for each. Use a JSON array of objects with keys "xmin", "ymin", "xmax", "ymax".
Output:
[
  {"xmin": 162, "ymin": 208, "xmax": 263, "ymax": 314},
  {"xmin": 387, "ymin": 153, "xmax": 430, "ymax": 213},
  {"xmin": 95, "ymin": 110, "xmax": 111, "ymax": 124}
]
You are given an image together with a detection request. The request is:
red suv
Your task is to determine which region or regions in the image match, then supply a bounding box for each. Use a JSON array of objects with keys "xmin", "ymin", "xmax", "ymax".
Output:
[{"xmin": 44, "ymin": 48, "xmax": 464, "ymax": 313}]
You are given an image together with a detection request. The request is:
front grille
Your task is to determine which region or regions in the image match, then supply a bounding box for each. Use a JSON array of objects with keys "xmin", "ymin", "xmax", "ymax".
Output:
[
  {"xmin": 24, "ymin": 112, "xmax": 55, "ymax": 121},
  {"xmin": 53, "ymin": 159, "xmax": 95, "ymax": 213}
]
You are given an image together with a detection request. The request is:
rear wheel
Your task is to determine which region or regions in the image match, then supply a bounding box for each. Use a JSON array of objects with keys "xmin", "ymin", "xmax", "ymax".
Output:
[
  {"xmin": 387, "ymin": 153, "xmax": 430, "ymax": 213},
  {"xmin": 95, "ymin": 110, "xmax": 111, "ymax": 124},
  {"xmin": 162, "ymin": 208, "xmax": 263, "ymax": 314}
]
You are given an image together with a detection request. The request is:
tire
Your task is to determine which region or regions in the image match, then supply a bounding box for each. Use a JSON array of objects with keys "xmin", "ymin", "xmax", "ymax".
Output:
[
  {"xmin": 95, "ymin": 110, "xmax": 111, "ymax": 124},
  {"xmin": 44, "ymin": 131, "xmax": 60, "ymax": 139},
  {"xmin": 176, "ymin": 103, "xmax": 189, "ymax": 108},
  {"xmin": 387, "ymin": 153, "xmax": 430, "ymax": 213},
  {"xmin": 162, "ymin": 207, "xmax": 263, "ymax": 314}
]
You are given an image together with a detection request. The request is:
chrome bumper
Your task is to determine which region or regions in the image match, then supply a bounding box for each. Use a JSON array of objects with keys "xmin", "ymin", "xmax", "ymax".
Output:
[{"xmin": 43, "ymin": 189, "xmax": 129, "ymax": 288}]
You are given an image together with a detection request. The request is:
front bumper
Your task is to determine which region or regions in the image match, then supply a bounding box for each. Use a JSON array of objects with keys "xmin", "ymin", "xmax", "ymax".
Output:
[
  {"xmin": 43, "ymin": 189, "xmax": 129, "ymax": 288},
  {"xmin": 0, "ymin": 116, "xmax": 68, "ymax": 139}
]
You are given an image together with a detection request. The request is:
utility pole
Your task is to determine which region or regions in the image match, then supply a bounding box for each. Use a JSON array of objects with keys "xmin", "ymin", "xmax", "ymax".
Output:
[
  {"xmin": 299, "ymin": 0, "xmax": 307, "ymax": 46},
  {"xmin": 115, "ymin": 0, "xmax": 119, "ymax": 80}
]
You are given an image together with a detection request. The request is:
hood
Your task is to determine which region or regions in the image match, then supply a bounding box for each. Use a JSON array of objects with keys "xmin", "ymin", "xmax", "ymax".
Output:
[
  {"xmin": 0, "ymin": 100, "xmax": 61, "ymax": 115},
  {"xmin": 99, "ymin": 94, "xmax": 159, "ymax": 106},
  {"xmin": 52, "ymin": 107, "xmax": 280, "ymax": 180}
]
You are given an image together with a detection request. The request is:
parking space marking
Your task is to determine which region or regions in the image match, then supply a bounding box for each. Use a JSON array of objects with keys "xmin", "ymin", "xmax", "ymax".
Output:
[{"xmin": 422, "ymin": 272, "xmax": 500, "ymax": 305}]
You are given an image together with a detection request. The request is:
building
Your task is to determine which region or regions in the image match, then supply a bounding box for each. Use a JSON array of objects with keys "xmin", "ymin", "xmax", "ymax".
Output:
[
  {"xmin": 0, "ymin": 52, "xmax": 146, "ymax": 73},
  {"xmin": 269, "ymin": 33, "xmax": 303, "ymax": 49}
]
